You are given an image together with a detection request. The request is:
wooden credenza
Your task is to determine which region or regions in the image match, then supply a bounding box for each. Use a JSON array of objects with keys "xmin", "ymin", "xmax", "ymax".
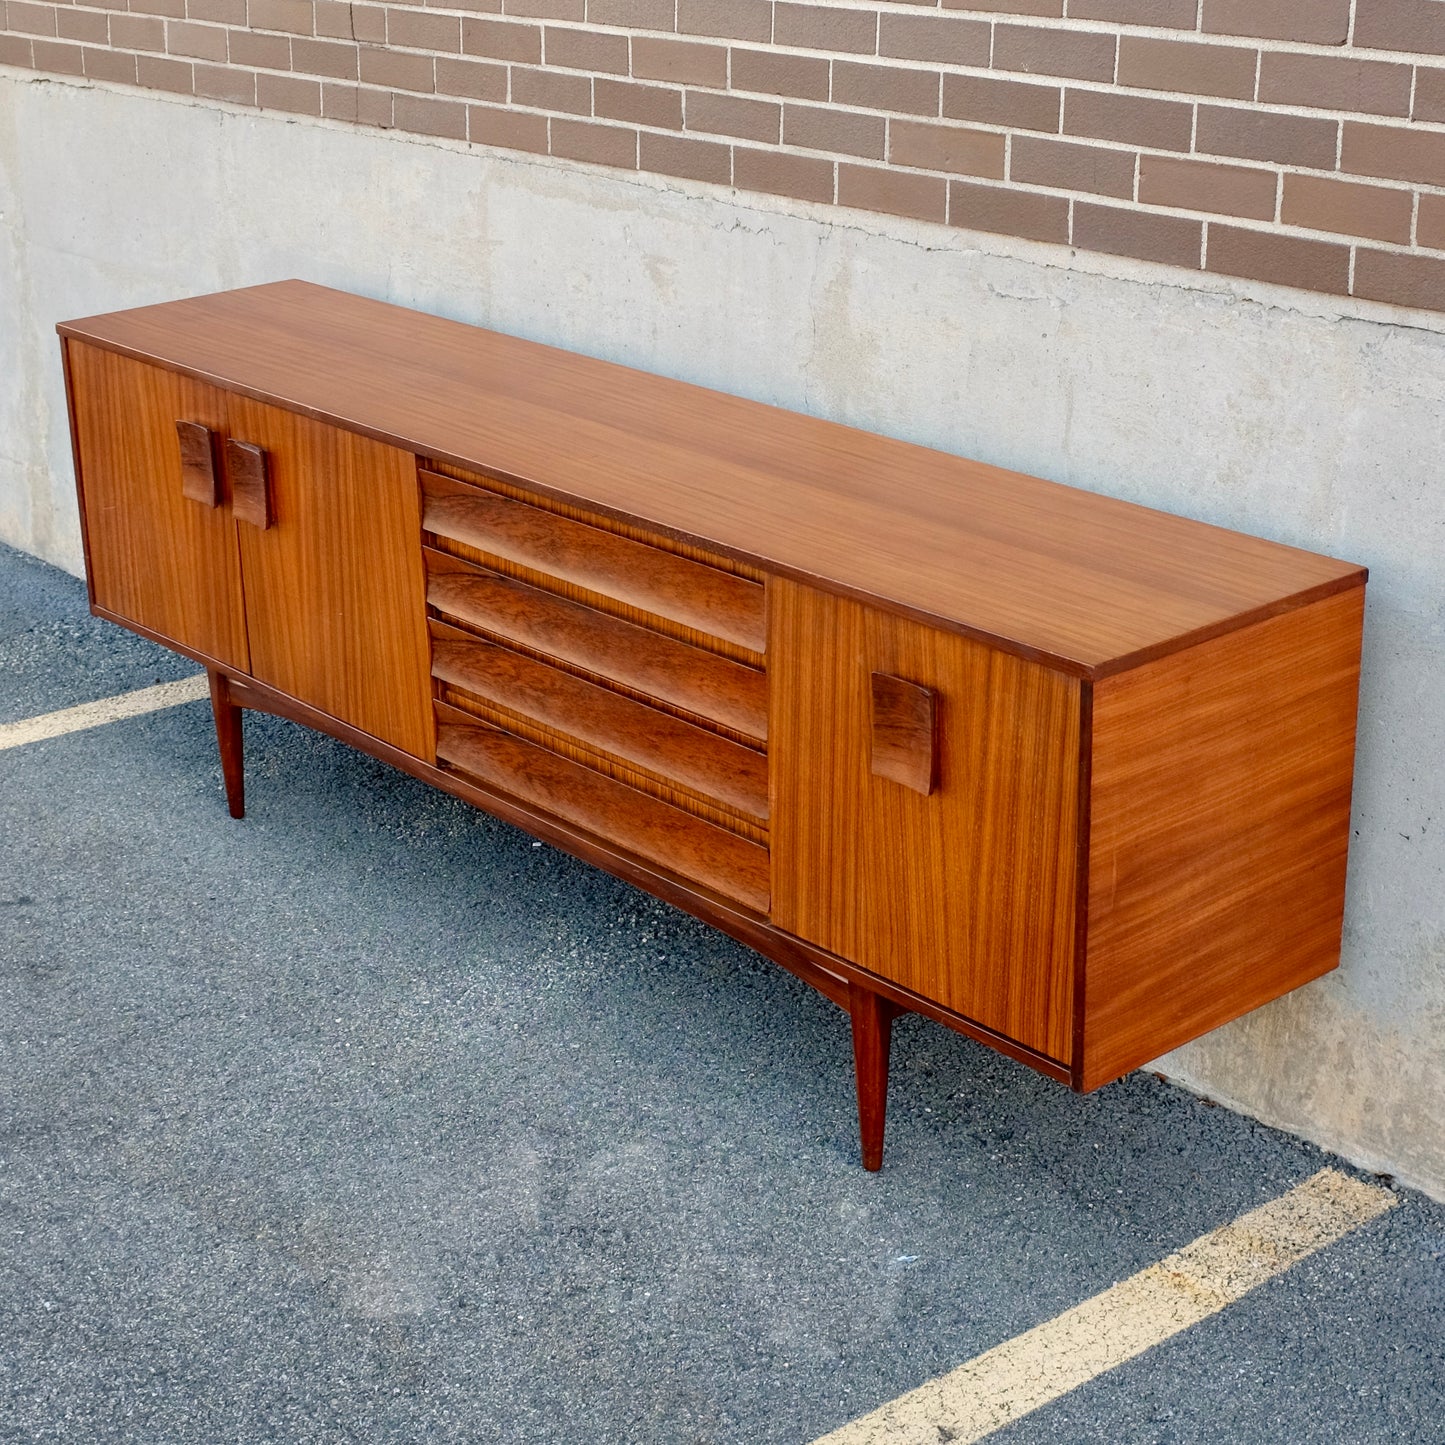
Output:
[{"xmin": 58, "ymin": 282, "xmax": 1367, "ymax": 1168}]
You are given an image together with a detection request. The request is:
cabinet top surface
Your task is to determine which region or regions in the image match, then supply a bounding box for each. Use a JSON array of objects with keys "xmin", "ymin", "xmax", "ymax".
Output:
[{"xmin": 59, "ymin": 280, "xmax": 1364, "ymax": 676}]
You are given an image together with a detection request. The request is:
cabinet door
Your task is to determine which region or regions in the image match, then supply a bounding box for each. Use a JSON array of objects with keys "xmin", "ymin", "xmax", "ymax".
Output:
[
  {"xmin": 225, "ymin": 396, "xmax": 435, "ymax": 760},
  {"xmin": 770, "ymin": 579, "xmax": 1080, "ymax": 1063},
  {"xmin": 66, "ymin": 342, "xmax": 249, "ymax": 671}
]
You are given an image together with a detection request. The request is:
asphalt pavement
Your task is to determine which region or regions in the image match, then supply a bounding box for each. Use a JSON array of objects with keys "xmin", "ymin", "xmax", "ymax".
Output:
[{"xmin": 2, "ymin": 539, "xmax": 1442, "ymax": 1443}]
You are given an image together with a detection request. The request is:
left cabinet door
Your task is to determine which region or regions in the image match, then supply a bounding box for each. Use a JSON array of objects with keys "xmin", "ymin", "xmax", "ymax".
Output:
[{"xmin": 66, "ymin": 342, "xmax": 250, "ymax": 671}]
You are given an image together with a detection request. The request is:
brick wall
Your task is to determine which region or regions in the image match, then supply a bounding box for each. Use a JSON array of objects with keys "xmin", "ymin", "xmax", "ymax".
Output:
[{"xmin": 5, "ymin": 0, "xmax": 1445, "ymax": 314}]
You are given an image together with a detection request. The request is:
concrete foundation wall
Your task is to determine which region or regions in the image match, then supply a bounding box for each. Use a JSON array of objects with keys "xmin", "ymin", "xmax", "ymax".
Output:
[{"xmin": 4, "ymin": 72, "xmax": 1442, "ymax": 1198}]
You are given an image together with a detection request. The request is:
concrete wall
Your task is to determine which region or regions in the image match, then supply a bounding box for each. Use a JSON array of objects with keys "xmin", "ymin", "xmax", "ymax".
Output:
[{"xmin": 4, "ymin": 72, "xmax": 1442, "ymax": 1199}]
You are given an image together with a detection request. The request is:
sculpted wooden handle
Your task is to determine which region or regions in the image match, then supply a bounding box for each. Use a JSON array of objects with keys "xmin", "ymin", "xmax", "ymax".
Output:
[
  {"xmin": 226, "ymin": 438, "xmax": 272, "ymax": 529},
  {"xmin": 870, "ymin": 672, "xmax": 939, "ymax": 795},
  {"xmin": 175, "ymin": 420, "xmax": 220, "ymax": 507}
]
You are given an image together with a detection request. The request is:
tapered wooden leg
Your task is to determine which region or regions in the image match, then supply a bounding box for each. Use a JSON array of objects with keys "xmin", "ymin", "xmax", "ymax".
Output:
[
  {"xmin": 849, "ymin": 983, "xmax": 899, "ymax": 1172},
  {"xmin": 207, "ymin": 668, "xmax": 245, "ymax": 820}
]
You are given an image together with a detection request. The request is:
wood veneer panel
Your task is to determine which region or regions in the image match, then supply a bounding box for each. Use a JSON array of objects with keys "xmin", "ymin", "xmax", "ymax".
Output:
[
  {"xmin": 422, "ymin": 471, "xmax": 766, "ymax": 653},
  {"xmin": 65, "ymin": 343, "xmax": 249, "ymax": 671},
  {"xmin": 226, "ymin": 395, "xmax": 435, "ymax": 760},
  {"xmin": 435, "ymin": 707, "xmax": 770, "ymax": 912},
  {"xmin": 426, "ymin": 550, "xmax": 768, "ymax": 742},
  {"xmin": 1080, "ymin": 585, "xmax": 1365, "ymax": 1090},
  {"xmin": 771, "ymin": 579, "xmax": 1080, "ymax": 1061},
  {"xmin": 59, "ymin": 283, "xmax": 1365, "ymax": 676},
  {"xmin": 431, "ymin": 624, "xmax": 769, "ymax": 825}
]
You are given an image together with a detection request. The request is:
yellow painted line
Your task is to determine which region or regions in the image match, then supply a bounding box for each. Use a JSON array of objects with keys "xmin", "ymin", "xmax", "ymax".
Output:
[
  {"xmin": 0, "ymin": 675, "xmax": 210, "ymax": 751},
  {"xmin": 811, "ymin": 1168, "xmax": 1396, "ymax": 1445}
]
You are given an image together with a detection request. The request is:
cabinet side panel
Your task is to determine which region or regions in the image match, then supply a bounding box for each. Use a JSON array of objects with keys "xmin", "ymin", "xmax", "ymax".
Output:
[
  {"xmin": 65, "ymin": 343, "xmax": 249, "ymax": 670},
  {"xmin": 771, "ymin": 579, "xmax": 1079, "ymax": 1062},
  {"xmin": 1081, "ymin": 586, "xmax": 1365, "ymax": 1090},
  {"xmin": 228, "ymin": 397, "xmax": 435, "ymax": 761}
]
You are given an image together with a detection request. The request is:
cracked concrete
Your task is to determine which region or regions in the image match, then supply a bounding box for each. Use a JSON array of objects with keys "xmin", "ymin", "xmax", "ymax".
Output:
[{"xmin": 2, "ymin": 72, "xmax": 1442, "ymax": 1201}]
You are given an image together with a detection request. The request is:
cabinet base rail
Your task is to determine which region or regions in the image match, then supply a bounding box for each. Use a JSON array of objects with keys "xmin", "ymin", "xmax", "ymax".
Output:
[{"xmin": 192, "ymin": 659, "xmax": 1073, "ymax": 1172}]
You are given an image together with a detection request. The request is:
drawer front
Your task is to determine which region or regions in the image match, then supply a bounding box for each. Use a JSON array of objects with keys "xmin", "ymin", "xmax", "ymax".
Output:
[
  {"xmin": 436, "ymin": 708, "xmax": 769, "ymax": 913},
  {"xmin": 422, "ymin": 470, "xmax": 765, "ymax": 654}
]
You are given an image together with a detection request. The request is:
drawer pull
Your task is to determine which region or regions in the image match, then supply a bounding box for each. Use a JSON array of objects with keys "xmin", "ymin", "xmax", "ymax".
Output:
[
  {"xmin": 871, "ymin": 673, "xmax": 938, "ymax": 795},
  {"xmin": 176, "ymin": 420, "xmax": 220, "ymax": 508},
  {"xmin": 226, "ymin": 439, "xmax": 272, "ymax": 529}
]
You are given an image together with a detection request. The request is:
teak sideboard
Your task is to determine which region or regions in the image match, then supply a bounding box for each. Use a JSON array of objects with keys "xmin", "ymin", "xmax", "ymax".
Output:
[{"xmin": 58, "ymin": 281, "xmax": 1367, "ymax": 1169}]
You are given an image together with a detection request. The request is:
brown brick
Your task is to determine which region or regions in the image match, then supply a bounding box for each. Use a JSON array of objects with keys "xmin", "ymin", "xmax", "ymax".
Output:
[
  {"xmin": 1280, "ymin": 173, "xmax": 1411, "ymax": 244},
  {"xmin": 189, "ymin": 0, "xmax": 246, "ymax": 20},
  {"xmin": 731, "ymin": 47, "xmax": 830, "ymax": 102},
  {"xmin": 505, "ymin": 0, "xmax": 581, "ymax": 18},
  {"xmin": 640, "ymin": 129, "xmax": 730, "ymax": 184},
  {"xmin": 0, "ymin": 35, "xmax": 33, "ymax": 67},
  {"xmin": 734, "ymin": 145, "xmax": 835, "ymax": 204},
  {"xmin": 111, "ymin": 13, "xmax": 166, "ymax": 49},
  {"xmin": 442, "ymin": 0, "xmax": 503, "ymax": 9},
  {"xmin": 356, "ymin": 84, "xmax": 392, "ymax": 124},
  {"xmin": 32, "ymin": 37, "xmax": 84, "ymax": 72},
  {"xmin": 588, "ymin": 0, "xmax": 673, "ymax": 29},
  {"xmin": 228, "ymin": 28, "xmax": 290, "ymax": 66},
  {"xmin": 685, "ymin": 88, "xmax": 779, "ymax": 142},
  {"xmin": 943, "ymin": 0, "xmax": 1060, "ymax": 13},
  {"xmin": 545, "ymin": 24, "xmax": 627, "ymax": 72},
  {"xmin": 943, "ymin": 72, "xmax": 1059, "ymax": 132},
  {"xmin": 1343, "ymin": 121, "xmax": 1445, "ymax": 188},
  {"xmin": 595, "ymin": 76, "xmax": 682, "ymax": 127},
  {"xmin": 313, "ymin": 0, "xmax": 351, "ymax": 38},
  {"xmin": 167, "ymin": 20, "xmax": 228, "ymax": 59},
  {"xmin": 774, "ymin": 3, "xmax": 876, "ymax": 55},
  {"xmin": 1202, "ymin": 0, "xmax": 1349, "ymax": 45},
  {"xmin": 1138, "ymin": 154, "xmax": 1277, "ymax": 220},
  {"xmin": 631, "ymin": 36, "xmax": 725, "ymax": 87},
  {"xmin": 785, "ymin": 102, "xmax": 885, "ymax": 160},
  {"xmin": 57, "ymin": 8, "xmax": 108, "ymax": 42},
  {"xmin": 551, "ymin": 116, "xmax": 638, "ymax": 168},
  {"xmin": 195, "ymin": 61, "xmax": 255, "ymax": 101},
  {"xmin": 290, "ymin": 36, "xmax": 357, "ymax": 75},
  {"xmin": 6, "ymin": 2, "xmax": 56, "ymax": 36},
  {"xmin": 394, "ymin": 92, "xmax": 467, "ymax": 138},
  {"xmin": 993, "ymin": 23, "xmax": 1116, "ymax": 83},
  {"xmin": 249, "ymin": 0, "xmax": 312, "ymax": 33},
  {"xmin": 1196, "ymin": 106, "xmax": 1338, "ymax": 169},
  {"xmin": 137, "ymin": 52, "xmax": 194, "ymax": 90},
  {"xmin": 131, "ymin": 0, "xmax": 187, "ymax": 19},
  {"xmin": 1075, "ymin": 202, "xmax": 1202, "ymax": 267},
  {"xmin": 462, "ymin": 17, "xmax": 539, "ymax": 62},
  {"xmin": 351, "ymin": 5, "xmax": 385, "ymax": 42},
  {"xmin": 258, "ymin": 71, "xmax": 321, "ymax": 112},
  {"xmin": 677, "ymin": 0, "xmax": 770, "ymax": 44},
  {"xmin": 1064, "ymin": 88, "xmax": 1192, "ymax": 152},
  {"xmin": 1206, "ymin": 224, "xmax": 1350, "ymax": 293},
  {"xmin": 435, "ymin": 55, "xmax": 505, "ymax": 100},
  {"xmin": 1117, "ymin": 36, "xmax": 1256, "ymax": 101},
  {"xmin": 388, "ymin": 8, "xmax": 458, "ymax": 51},
  {"xmin": 838, "ymin": 163, "xmax": 947, "ymax": 222},
  {"xmin": 359, "ymin": 43, "xmax": 432, "ymax": 90},
  {"xmin": 1354, "ymin": 0, "xmax": 1445, "ymax": 57},
  {"xmin": 511, "ymin": 63, "xmax": 589, "ymax": 113},
  {"xmin": 879, "ymin": 13, "xmax": 988, "ymax": 67},
  {"xmin": 889, "ymin": 118, "xmax": 1005, "ymax": 178},
  {"xmin": 1417, "ymin": 68, "xmax": 1445, "ymax": 123},
  {"xmin": 83, "ymin": 45, "xmax": 138, "ymax": 81},
  {"xmin": 1353, "ymin": 249, "xmax": 1445, "ymax": 311},
  {"xmin": 1011, "ymin": 135, "xmax": 1135, "ymax": 198},
  {"xmin": 1256, "ymin": 53, "xmax": 1410, "ymax": 119},
  {"xmin": 1420, "ymin": 193, "xmax": 1445, "ymax": 250},
  {"xmin": 1065, "ymin": 0, "xmax": 1195, "ymax": 25},
  {"xmin": 949, "ymin": 177, "xmax": 1070, "ymax": 242},
  {"xmin": 833, "ymin": 60, "xmax": 940, "ymax": 117},
  {"xmin": 468, "ymin": 100, "xmax": 549, "ymax": 151}
]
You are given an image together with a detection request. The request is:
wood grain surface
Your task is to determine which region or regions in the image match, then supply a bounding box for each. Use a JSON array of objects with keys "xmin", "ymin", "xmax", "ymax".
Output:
[
  {"xmin": 771, "ymin": 578, "xmax": 1081, "ymax": 1062},
  {"xmin": 871, "ymin": 673, "xmax": 939, "ymax": 796},
  {"xmin": 426, "ymin": 550, "xmax": 768, "ymax": 742},
  {"xmin": 431, "ymin": 622, "xmax": 769, "ymax": 826},
  {"xmin": 226, "ymin": 395, "xmax": 435, "ymax": 760},
  {"xmin": 65, "ymin": 343, "xmax": 250, "ymax": 671},
  {"xmin": 59, "ymin": 282, "xmax": 1365, "ymax": 677},
  {"xmin": 1079, "ymin": 585, "xmax": 1365, "ymax": 1089},
  {"xmin": 422, "ymin": 470, "xmax": 766, "ymax": 653},
  {"xmin": 435, "ymin": 704, "xmax": 770, "ymax": 912}
]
